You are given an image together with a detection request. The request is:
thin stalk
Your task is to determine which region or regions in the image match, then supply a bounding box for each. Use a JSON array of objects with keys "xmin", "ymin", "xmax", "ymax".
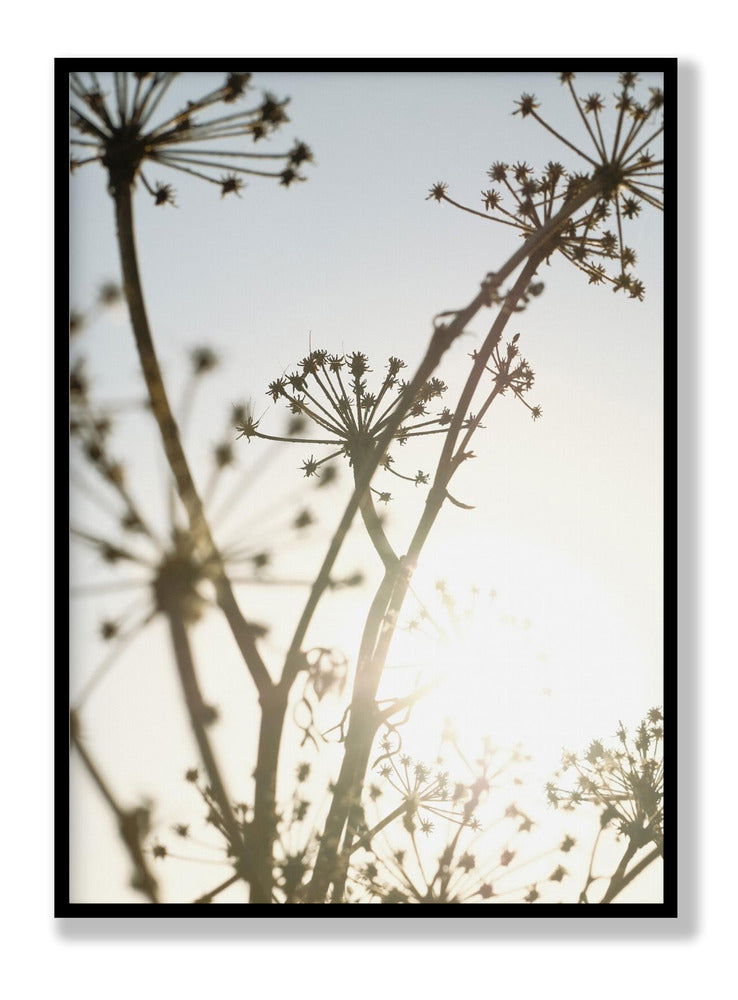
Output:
[
  {"xmin": 70, "ymin": 710, "xmax": 159, "ymax": 903},
  {"xmin": 306, "ymin": 257, "xmax": 544, "ymax": 902},
  {"xmin": 599, "ymin": 843, "xmax": 661, "ymax": 903},
  {"xmin": 194, "ymin": 872, "xmax": 241, "ymax": 904},
  {"xmin": 111, "ymin": 179, "xmax": 271, "ymax": 697},
  {"xmin": 356, "ymin": 467, "xmax": 399, "ymax": 569},
  {"xmin": 166, "ymin": 613, "xmax": 243, "ymax": 855},
  {"xmin": 286, "ymin": 179, "xmax": 600, "ymax": 706}
]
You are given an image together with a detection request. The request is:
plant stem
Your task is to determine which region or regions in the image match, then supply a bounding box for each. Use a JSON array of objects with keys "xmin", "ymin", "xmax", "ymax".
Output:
[
  {"xmin": 283, "ymin": 180, "xmax": 599, "ymax": 697},
  {"xmin": 70, "ymin": 710, "xmax": 159, "ymax": 903},
  {"xmin": 249, "ymin": 685, "xmax": 289, "ymax": 903},
  {"xmin": 356, "ymin": 467, "xmax": 399, "ymax": 569},
  {"xmin": 166, "ymin": 613, "xmax": 243, "ymax": 855},
  {"xmin": 599, "ymin": 843, "xmax": 662, "ymax": 903},
  {"xmin": 111, "ymin": 180, "xmax": 272, "ymax": 697},
  {"xmin": 109, "ymin": 170, "xmax": 601, "ymax": 907},
  {"xmin": 306, "ymin": 258, "xmax": 543, "ymax": 902},
  {"xmin": 194, "ymin": 872, "xmax": 241, "ymax": 904},
  {"xmin": 112, "ymin": 178, "xmax": 284, "ymax": 898}
]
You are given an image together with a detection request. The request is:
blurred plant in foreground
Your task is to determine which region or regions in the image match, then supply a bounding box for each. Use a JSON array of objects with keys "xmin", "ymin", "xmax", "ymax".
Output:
[
  {"xmin": 137, "ymin": 730, "xmax": 577, "ymax": 905},
  {"xmin": 69, "ymin": 288, "xmax": 354, "ymax": 901}
]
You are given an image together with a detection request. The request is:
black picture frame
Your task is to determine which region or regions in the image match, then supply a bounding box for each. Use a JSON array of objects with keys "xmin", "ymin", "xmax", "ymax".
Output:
[{"xmin": 57, "ymin": 57, "xmax": 677, "ymax": 918}]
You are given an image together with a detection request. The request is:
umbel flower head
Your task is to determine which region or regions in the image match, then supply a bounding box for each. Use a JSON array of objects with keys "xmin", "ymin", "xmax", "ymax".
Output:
[
  {"xmin": 69, "ymin": 338, "xmax": 356, "ymax": 712},
  {"xmin": 69, "ymin": 71, "xmax": 313, "ymax": 201},
  {"xmin": 546, "ymin": 708, "xmax": 664, "ymax": 851},
  {"xmin": 471, "ymin": 330, "xmax": 541, "ymax": 420},
  {"xmin": 236, "ymin": 350, "xmax": 475, "ymax": 496},
  {"xmin": 429, "ymin": 72, "xmax": 663, "ymax": 300},
  {"xmin": 150, "ymin": 759, "xmax": 330, "ymax": 902},
  {"xmin": 349, "ymin": 736, "xmax": 575, "ymax": 903}
]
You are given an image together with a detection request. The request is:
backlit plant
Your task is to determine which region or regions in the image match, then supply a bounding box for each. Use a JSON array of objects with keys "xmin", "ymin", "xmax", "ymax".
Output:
[{"xmin": 68, "ymin": 69, "xmax": 665, "ymax": 905}]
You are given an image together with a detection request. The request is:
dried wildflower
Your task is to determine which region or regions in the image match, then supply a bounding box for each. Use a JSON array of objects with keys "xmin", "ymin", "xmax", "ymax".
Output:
[
  {"xmin": 69, "ymin": 71, "xmax": 311, "ymax": 202},
  {"xmin": 69, "ymin": 360, "xmax": 88, "ymax": 401},
  {"xmin": 69, "ymin": 310, "xmax": 84, "ymax": 336},
  {"xmin": 480, "ymin": 333, "xmax": 542, "ymax": 420},
  {"xmin": 371, "ymin": 745, "xmax": 471, "ymax": 837},
  {"xmin": 513, "ymin": 93, "xmax": 540, "ymax": 118},
  {"xmin": 190, "ymin": 346, "xmax": 219, "ymax": 374},
  {"xmin": 213, "ymin": 442, "xmax": 234, "ymax": 468},
  {"xmin": 548, "ymin": 711, "xmax": 664, "ymax": 851},
  {"xmin": 431, "ymin": 72, "xmax": 663, "ymax": 298},
  {"xmin": 426, "ymin": 181, "xmax": 448, "ymax": 201},
  {"xmin": 152, "ymin": 530, "xmax": 210, "ymax": 623},
  {"xmin": 219, "ymin": 173, "xmax": 244, "ymax": 198},
  {"xmin": 98, "ymin": 282, "xmax": 122, "ymax": 306},
  {"xmin": 250, "ymin": 551, "xmax": 270, "ymax": 570},
  {"xmin": 300, "ymin": 456, "xmax": 319, "ymax": 478},
  {"xmin": 237, "ymin": 350, "xmax": 471, "ymax": 493},
  {"xmin": 296, "ymin": 762, "xmax": 311, "ymax": 784},
  {"xmin": 70, "ymin": 348, "xmax": 340, "ymax": 733},
  {"xmin": 292, "ymin": 508, "xmax": 314, "ymax": 530},
  {"xmin": 351, "ymin": 737, "xmax": 571, "ymax": 904},
  {"xmin": 153, "ymin": 182, "xmax": 176, "ymax": 206},
  {"xmin": 99, "ymin": 620, "xmax": 119, "ymax": 641}
]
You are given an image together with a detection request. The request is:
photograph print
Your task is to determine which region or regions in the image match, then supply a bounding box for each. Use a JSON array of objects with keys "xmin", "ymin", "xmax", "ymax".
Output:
[{"xmin": 61, "ymin": 60, "xmax": 674, "ymax": 912}]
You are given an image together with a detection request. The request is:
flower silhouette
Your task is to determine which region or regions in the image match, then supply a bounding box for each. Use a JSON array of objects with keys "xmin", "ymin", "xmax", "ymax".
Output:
[
  {"xmin": 547, "ymin": 709, "xmax": 664, "ymax": 851},
  {"xmin": 348, "ymin": 736, "xmax": 574, "ymax": 903},
  {"xmin": 69, "ymin": 71, "xmax": 312, "ymax": 201},
  {"xmin": 236, "ymin": 350, "xmax": 482, "ymax": 497},
  {"xmin": 430, "ymin": 72, "xmax": 663, "ymax": 298},
  {"xmin": 69, "ymin": 332, "xmax": 355, "ymax": 712}
]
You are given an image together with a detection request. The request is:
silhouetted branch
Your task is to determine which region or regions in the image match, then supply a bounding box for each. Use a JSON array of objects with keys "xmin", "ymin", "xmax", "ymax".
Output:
[{"xmin": 70, "ymin": 710, "xmax": 159, "ymax": 903}]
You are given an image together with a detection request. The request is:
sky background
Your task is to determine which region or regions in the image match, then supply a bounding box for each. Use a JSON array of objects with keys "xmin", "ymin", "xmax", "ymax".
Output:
[{"xmin": 69, "ymin": 69, "xmax": 664, "ymax": 903}]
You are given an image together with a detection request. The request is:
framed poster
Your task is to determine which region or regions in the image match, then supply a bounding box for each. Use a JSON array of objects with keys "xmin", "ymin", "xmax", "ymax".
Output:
[{"xmin": 59, "ymin": 59, "xmax": 675, "ymax": 914}]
